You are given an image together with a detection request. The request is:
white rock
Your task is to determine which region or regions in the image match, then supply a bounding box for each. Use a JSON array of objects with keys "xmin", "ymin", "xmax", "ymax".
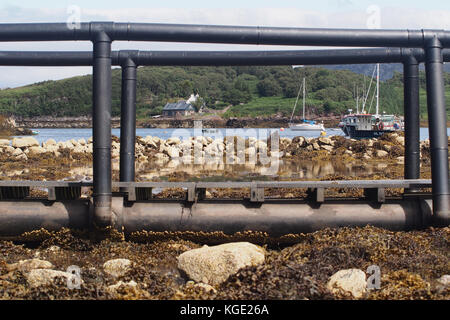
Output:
[
  {"xmin": 437, "ymin": 275, "xmax": 450, "ymax": 286},
  {"xmin": 103, "ymin": 258, "xmax": 132, "ymax": 278},
  {"xmin": 0, "ymin": 139, "xmax": 10, "ymax": 146},
  {"xmin": 7, "ymin": 259, "xmax": 53, "ymax": 272},
  {"xmin": 167, "ymin": 137, "xmax": 181, "ymax": 145},
  {"xmin": 42, "ymin": 139, "xmax": 56, "ymax": 148},
  {"xmin": 28, "ymin": 146, "xmax": 46, "ymax": 155},
  {"xmin": 376, "ymin": 150, "xmax": 389, "ymax": 157},
  {"xmin": 327, "ymin": 269, "xmax": 367, "ymax": 298},
  {"xmin": 177, "ymin": 242, "xmax": 265, "ymax": 286},
  {"xmin": 77, "ymin": 138, "xmax": 86, "ymax": 146},
  {"xmin": 4, "ymin": 146, "xmax": 14, "ymax": 154},
  {"xmin": 12, "ymin": 148, "xmax": 23, "ymax": 156},
  {"xmin": 321, "ymin": 145, "xmax": 334, "ymax": 152},
  {"xmin": 27, "ymin": 269, "xmax": 73, "ymax": 287},
  {"xmin": 12, "ymin": 137, "xmax": 39, "ymax": 148},
  {"xmin": 395, "ymin": 136, "xmax": 405, "ymax": 145},
  {"xmin": 167, "ymin": 146, "xmax": 180, "ymax": 158}
]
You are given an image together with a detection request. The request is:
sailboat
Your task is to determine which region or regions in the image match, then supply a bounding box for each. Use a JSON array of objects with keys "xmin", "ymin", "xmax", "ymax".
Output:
[
  {"xmin": 289, "ymin": 78, "xmax": 325, "ymax": 131},
  {"xmin": 338, "ymin": 64, "xmax": 403, "ymax": 138}
]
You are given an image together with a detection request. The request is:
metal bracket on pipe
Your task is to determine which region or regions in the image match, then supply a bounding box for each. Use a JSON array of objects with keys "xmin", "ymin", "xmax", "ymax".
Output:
[
  {"xmin": 364, "ymin": 188, "xmax": 386, "ymax": 203},
  {"xmin": 250, "ymin": 183, "xmax": 265, "ymax": 202},
  {"xmin": 307, "ymin": 188, "xmax": 325, "ymax": 204}
]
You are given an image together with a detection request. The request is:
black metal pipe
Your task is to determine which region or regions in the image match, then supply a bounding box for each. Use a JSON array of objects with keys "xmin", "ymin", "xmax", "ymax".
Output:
[
  {"xmin": 424, "ymin": 37, "xmax": 450, "ymax": 226},
  {"xmin": 119, "ymin": 57, "xmax": 137, "ymax": 190},
  {"xmin": 0, "ymin": 198, "xmax": 433, "ymax": 240},
  {"xmin": 0, "ymin": 48, "xmax": 449, "ymax": 66},
  {"xmin": 92, "ymin": 32, "xmax": 112, "ymax": 227},
  {"xmin": 403, "ymin": 52, "xmax": 421, "ymax": 189},
  {"xmin": 0, "ymin": 22, "xmax": 450, "ymax": 48}
]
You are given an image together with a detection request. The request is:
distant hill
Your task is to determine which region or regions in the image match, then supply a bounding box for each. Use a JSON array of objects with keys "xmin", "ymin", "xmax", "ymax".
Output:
[
  {"xmin": 323, "ymin": 63, "xmax": 450, "ymax": 81},
  {"xmin": 0, "ymin": 65, "xmax": 448, "ymax": 120}
]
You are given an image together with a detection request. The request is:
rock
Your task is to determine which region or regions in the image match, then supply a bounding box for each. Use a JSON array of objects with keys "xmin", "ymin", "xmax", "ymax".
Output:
[
  {"xmin": 77, "ymin": 138, "xmax": 86, "ymax": 146},
  {"xmin": 396, "ymin": 156, "xmax": 405, "ymax": 164},
  {"xmin": 155, "ymin": 153, "xmax": 169, "ymax": 162},
  {"xmin": 166, "ymin": 146, "xmax": 180, "ymax": 158},
  {"xmin": 0, "ymin": 139, "xmax": 9, "ymax": 146},
  {"xmin": 312, "ymin": 142, "xmax": 321, "ymax": 151},
  {"xmin": 344, "ymin": 150, "xmax": 353, "ymax": 156},
  {"xmin": 26, "ymin": 269, "xmax": 74, "ymax": 287},
  {"xmin": 103, "ymin": 258, "xmax": 132, "ymax": 278},
  {"xmin": 42, "ymin": 139, "xmax": 56, "ymax": 148},
  {"xmin": 321, "ymin": 145, "xmax": 334, "ymax": 152},
  {"xmin": 362, "ymin": 153, "xmax": 371, "ymax": 160},
  {"xmin": 12, "ymin": 148, "xmax": 23, "ymax": 156},
  {"xmin": 106, "ymin": 280, "xmax": 137, "ymax": 295},
  {"xmin": 383, "ymin": 144, "xmax": 392, "ymax": 152},
  {"xmin": 28, "ymin": 146, "xmax": 46, "ymax": 155},
  {"xmin": 437, "ymin": 275, "xmax": 450, "ymax": 286},
  {"xmin": 327, "ymin": 269, "xmax": 367, "ymax": 298},
  {"xmin": 367, "ymin": 139, "xmax": 374, "ymax": 147},
  {"xmin": 7, "ymin": 259, "xmax": 53, "ymax": 272},
  {"xmin": 46, "ymin": 245, "xmax": 61, "ymax": 253},
  {"xmin": 376, "ymin": 150, "xmax": 388, "ymax": 157},
  {"xmin": 395, "ymin": 136, "xmax": 405, "ymax": 145},
  {"xmin": 12, "ymin": 137, "xmax": 39, "ymax": 148},
  {"xmin": 4, "ymin": 146, "xmax": 14, "ymax": 154},
  {"xmin": 16, "ymin": 153, "xmax": 28, "ymax": 161},
  {"xmin": 88, "ymin": 137, "xmax": 93, "ymax": 143},
  {"xmin": 292, "ymin": 136, "xmax": 306, "ymax": 147},
  {"xmin": 318, "ymin": 137, "xmax": 333, "ymax": 146},
  {"xmin": 167, "ymin": 137, "xmax": 181, "ymax": 145},
  {"xmin": 186, "ymin": 281, "xmax": 217, "ymax": 294},
  {"xmin": 177, "ymin": 242, "xmax": 265, "ymax": 286}
]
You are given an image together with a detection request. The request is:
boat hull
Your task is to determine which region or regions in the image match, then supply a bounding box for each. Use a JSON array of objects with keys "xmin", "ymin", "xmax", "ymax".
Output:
[
  {"xmin": 343, "ymin": 125, "xmax": 395, "ymax": 139},
  {"xmin": 289, "ymin": 124, "xmax": 325, "ymax": 131}
]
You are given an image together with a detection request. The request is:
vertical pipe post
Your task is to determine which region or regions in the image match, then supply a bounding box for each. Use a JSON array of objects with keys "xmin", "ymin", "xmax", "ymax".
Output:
[
  {"xmin": 424, "ymin": 36, "xmax": 450, "ymax": 226},
  {"xmin": 92, "ymin": 31, "xmax": 112, "ymax": 227},
  {"xmin": 403, "ymin": 54, "xmax": 421, "ymax": 191},
  {"xmin": 119, "ymin": 57, "xmax": 137, "ymax": 191}
]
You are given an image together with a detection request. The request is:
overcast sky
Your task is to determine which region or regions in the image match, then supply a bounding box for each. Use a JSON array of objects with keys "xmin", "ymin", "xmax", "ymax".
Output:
[{"xmin": 1, "ymin": 0, "xmax": 449, "ymax": 88}]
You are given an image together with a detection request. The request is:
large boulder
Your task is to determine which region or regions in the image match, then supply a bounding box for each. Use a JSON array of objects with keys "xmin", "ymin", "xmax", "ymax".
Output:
[
  {"xmin": 177, "ymin": 242, "xmax": 265, "ymax": 286},
  {"xmin": 12, "ymin": 137, "xmax": 39, "ymax": 148},
  {"xmin": 327, "ymin": 269, "xmax": 367, "ymax": 298},
  {"xmin": 0, "ymin": 139, "xmax": 10, "ymax": 146},
  {"xmin": 26, "ymin": 269, "xmax": 75, "ymax": 287}
]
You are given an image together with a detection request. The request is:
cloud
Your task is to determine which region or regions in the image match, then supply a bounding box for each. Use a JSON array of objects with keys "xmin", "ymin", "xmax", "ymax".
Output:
[{"xmin": 0, "ymin": 5, "xmax": 449, "ymax": 87}]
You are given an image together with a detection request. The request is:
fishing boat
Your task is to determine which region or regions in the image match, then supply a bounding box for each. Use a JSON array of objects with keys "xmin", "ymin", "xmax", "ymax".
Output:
[
  {"xmin": 339, "ymin": 64, "xmax": 403, "ymax": 139},
  {"xmin": 289, "ymin": 78, "xmax": 325, "ymax": 131}
]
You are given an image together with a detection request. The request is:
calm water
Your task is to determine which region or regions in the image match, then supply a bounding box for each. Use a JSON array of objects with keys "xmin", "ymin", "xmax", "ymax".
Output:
[{"xmin": 14, "ymin": 127, "xmax": 447, "ymax": 144}]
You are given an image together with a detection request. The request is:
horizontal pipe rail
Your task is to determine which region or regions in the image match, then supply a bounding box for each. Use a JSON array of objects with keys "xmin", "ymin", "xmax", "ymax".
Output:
[
  {"xmin": 0, "ymin": 197, "xmax": 433, "ymax": 239},
  {"xmin": 0, "ymin": 22, "xmax": 449, "ymax": 48},
  {"xmin": 0, "ymin": 48, "xmax": 450, "ymax": 66},
  {"xmin": 0, "ymin": 179, "xmax": 437, "ymax": 189}
]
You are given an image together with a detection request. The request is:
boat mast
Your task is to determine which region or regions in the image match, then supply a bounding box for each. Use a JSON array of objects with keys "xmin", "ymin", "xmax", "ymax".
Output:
[
  {"xmin": 376, "ymin": 63, "xmax": 380, "ymax": 116},
  {"xmin": 302, "ymin": 77, "xmax": 306, "ymax": 120},
  {"xmin": 356, "ymin": 85, "xmax": 359, "ymax": 114}
]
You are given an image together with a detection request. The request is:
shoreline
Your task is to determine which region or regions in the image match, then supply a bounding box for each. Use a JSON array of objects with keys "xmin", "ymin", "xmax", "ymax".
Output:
[{"xmin": 14, "ymin": 117, "xmax": 450, "ymax": 129}]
